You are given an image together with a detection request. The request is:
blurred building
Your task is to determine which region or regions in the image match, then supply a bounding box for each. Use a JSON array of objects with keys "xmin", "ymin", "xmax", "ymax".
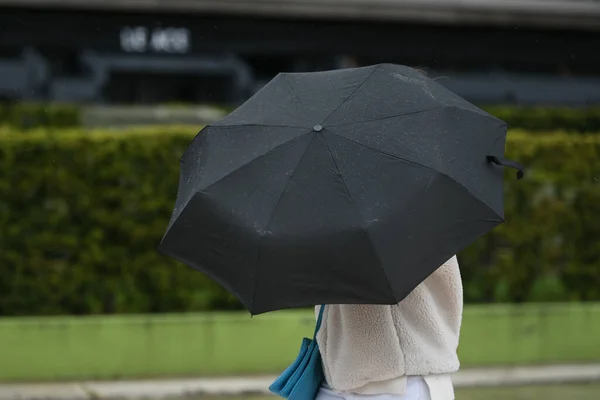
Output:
[{"xmin": 0, "ymin": 0, "xmax": 599, "ymax": 105}]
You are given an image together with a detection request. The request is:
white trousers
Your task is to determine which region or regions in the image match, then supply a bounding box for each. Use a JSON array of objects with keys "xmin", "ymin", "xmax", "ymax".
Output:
[{"xmin": 315, "ymin": 377, "xmax": 431, "ymax": 400}]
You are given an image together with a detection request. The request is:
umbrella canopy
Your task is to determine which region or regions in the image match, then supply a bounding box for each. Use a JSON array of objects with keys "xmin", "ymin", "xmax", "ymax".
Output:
[{"xmin": 159, "ymin": 64, "xmax": 523, "ymax": 315}]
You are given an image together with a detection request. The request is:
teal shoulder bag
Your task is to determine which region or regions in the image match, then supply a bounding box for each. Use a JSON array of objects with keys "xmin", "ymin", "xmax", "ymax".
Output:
[{"xmin": 269, "ymin": 305, "xmax": 326, "ymax": 400}]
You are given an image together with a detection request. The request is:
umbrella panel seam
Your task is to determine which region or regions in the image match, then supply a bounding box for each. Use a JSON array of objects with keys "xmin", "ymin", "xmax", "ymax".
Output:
[
  {"xmin": 322, "ymin": 65, "xmax": 381, "ymax": 126},
  {"xmin": 197, "ymin": 127, "xmax": 313, "ymax": 193},
  {"xmin": 212, "ymin": 123, "xmax": 309, "ymax": 129},
  {"xmin": 328, "ymin": 132, "xmax": 503, "ymax": 220},
  {"xmin": 324, "ymin": 106, "xmax": 443, "ymax": 128},
  {"xmin": 282, "ymin": 74, "xmax": 313, "ymax": 126},
  {"xmin": 321, "ymin": 132, "xmax": 398, "ymax": 303},
  {"xmin": 249, "ymin": 134, "xmax": 319, "ymax": 314}
]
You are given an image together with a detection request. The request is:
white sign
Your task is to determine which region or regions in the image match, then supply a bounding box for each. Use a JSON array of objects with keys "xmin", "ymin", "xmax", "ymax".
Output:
[{"xmin": 120, "ymin": 26, "xmax": 191, "ymax": 54}]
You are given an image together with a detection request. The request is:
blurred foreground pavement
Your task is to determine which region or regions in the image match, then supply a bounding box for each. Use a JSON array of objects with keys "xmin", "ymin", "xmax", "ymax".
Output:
[{"xmin": 1, "ymin": 364, "xmax": 600, "ymax": 400}]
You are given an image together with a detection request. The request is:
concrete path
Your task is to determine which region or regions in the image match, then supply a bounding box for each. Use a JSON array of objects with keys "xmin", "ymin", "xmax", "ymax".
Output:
[{"xmin": 1, "ymin": 364, "xmax": 600, "ymax": 400}]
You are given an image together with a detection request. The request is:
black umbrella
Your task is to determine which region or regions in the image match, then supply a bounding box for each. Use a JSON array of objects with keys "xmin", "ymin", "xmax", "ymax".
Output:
[{"xmin": 159, "ymin": 64, "xmax": 523, "ymax": 315}]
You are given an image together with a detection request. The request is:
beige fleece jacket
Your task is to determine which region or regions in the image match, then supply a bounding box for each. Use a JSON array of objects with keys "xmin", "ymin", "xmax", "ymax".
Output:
[{"xmin": 315, "ymin": 256, "xmax": 463, "ymax": 393}]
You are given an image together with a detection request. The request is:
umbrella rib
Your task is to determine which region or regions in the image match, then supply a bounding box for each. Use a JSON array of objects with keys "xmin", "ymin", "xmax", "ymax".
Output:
[
  {"xmin": 249, "ymin": 134, "xmax": 318, "ymax": 313},
  {"xmin": 329, "ymin": 132, "xmax": 501, "ymax": 219},
  {"xmin": 321, "ymin": 133, "xmax": 398, "ymax": 303},
  {"xmin": 282, "ymin": 74, "xmax": 312, "ymax": 125},
  {"xmin": 199, "ymin": 128, "xmax": 312, "ymax": 193},
  {"xmin": 324, "ymin": 106, "xmax": 442, "ymax": 128},
  {"xmin": 213, "ymin": 123, "xmax": 309, "ymax": 129},
  {"xmin": 322, "ymin": 65, "xmax": 381, "ymax": 126},
  {"xmin": 330, "ymin": 132, "xmax": 438, "ymax": 172}
]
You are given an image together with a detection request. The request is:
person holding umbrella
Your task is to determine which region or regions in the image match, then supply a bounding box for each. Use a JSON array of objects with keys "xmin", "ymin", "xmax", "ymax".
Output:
[
  {"xmin": 159, "ymin": 64, "xmax": 523, "ymax": 400},
  {"xmin": 314, "ymin": 255, "xmax": 462, "ymax": 400}
]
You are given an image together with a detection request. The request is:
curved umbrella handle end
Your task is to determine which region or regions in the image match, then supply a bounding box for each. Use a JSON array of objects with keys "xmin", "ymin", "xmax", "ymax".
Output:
[{"xmin": 487, "ymin": 155, "xmax": 525, "ymax": 180}]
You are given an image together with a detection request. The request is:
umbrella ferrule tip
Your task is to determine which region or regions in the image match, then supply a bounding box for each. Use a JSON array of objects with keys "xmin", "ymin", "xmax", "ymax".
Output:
[{"xmin": 313, "ymin": 124, "xmax": 324, "ymax": 132}]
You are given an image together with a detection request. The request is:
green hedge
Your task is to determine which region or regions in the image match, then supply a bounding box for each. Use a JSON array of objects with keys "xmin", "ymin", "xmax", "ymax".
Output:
[
  {"xmin": 1, "ymin": 127, "xmax": 600, "ymax": 316},
  {"xmin": 461, "ymin": 132, "xmax": 600, "ymax": 303},
  {"xmin": 483, "ymin": 106, "xmax": 600, "ymax": 133},
  {"xmin": 0, "ymin": 103, "xmax": 80, "ymax": 130},
  {"xmin": 0, "ymin": 126, "xmax": 241, "ymax": 316},
  {"xmin": 2, "ymin": 102, "xmax": 600, "ymax": 132}
]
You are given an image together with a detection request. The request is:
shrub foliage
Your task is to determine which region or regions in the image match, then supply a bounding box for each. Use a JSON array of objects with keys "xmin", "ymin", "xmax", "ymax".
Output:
[
  {"xmin": 1, "ymin": 127, "xmax": 599, "ymax": 315},
  {"xmin": 2, "ymin": 103, "xmax": 600, "ymax": 132}
]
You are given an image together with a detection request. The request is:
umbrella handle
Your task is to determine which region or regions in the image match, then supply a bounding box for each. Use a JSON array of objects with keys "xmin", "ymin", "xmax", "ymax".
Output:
[{"xmin": 486, "ymin": 155, "xmax": 525, "ymax": 180}]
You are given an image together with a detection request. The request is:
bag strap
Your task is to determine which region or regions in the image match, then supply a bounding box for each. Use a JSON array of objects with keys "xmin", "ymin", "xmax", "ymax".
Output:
[{"xmin": 313, "ymin": 305, "xmax": 325, "ymax": 339}]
